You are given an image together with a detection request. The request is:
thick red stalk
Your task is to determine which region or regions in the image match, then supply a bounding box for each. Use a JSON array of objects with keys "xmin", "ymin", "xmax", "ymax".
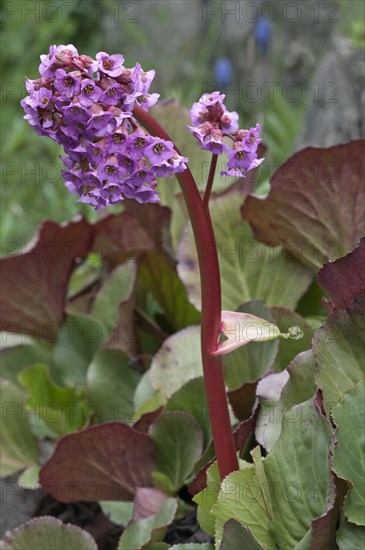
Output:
[{"xmin": 133, "ymin": 105, "xmax": 238, "ymax": 479}]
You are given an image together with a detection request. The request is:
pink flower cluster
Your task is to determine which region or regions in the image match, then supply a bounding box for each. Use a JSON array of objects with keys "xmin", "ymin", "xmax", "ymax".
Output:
[
  {"xmin": 188, "ymin": 92, "xmax": 264, "ymax": 178},
  {"xmin": 21, "ymin": 45, "xmax": 188, "ymax": 208}
]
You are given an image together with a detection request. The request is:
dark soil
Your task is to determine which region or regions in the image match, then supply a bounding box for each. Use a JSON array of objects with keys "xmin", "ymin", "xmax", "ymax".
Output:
[
  {"xmin": 35, "ymin": 497, "xmax": 123, "ymax": 550},
  {"xmin": 34, "ymin": 494, "xmax": 213, "ymax": 549}
]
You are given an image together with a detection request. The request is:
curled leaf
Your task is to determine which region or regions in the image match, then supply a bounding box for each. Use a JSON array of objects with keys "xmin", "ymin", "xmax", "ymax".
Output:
[{"xmin": 212, "ymin": 311, "xmax": 281, "ymax": 356}]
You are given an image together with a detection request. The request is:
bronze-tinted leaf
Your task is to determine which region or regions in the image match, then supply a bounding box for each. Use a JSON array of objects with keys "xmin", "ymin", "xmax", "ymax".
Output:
[
  {"xmin": 0, "ymin": 218, "xmax": 93, "ymax": 341},
  {"xmin": 92, "ymin": 211, "xmax": 154, "ymax": 267},
  {"xmin": 40, "ymin": 423, "xmax": 155, "ymax": 502},
  {"xmin": 242, "ymin": 141, "xmax": 365, "ymax": 271},
  {"xmin": 317, "ymin": 237, "xmax": 365, "ymax": 309}
]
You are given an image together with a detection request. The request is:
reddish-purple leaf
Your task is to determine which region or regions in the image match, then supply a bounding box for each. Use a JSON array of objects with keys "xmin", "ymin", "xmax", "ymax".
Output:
[
  {"xmin": 0, "ymin": 218, "xmax": 93, "ymax": 341},
  {"xmin": 242, "ymin": 141, "xmax": 365, "ymax": 271},
  {"xmin": 188, "ymin": 459, "xmax": 213, "ymax": 497},
  {"xmin": 309, "ymin": 393, "xmax": 339, "ymax": 550},
  {"xmin": 310, "ymin": 502, "xmax": 339, "ymax": 550},
  {"xmin": 133, "ymin": 408, "xmax": 164, "ymax": 433},
  {"xmin": 132, "ymin": 487, "xmax": 169, "ymax": 522},
  {"xmin": 40, "ymin": 423, "xmax": 155, "ymax": 502},
  {"xmin": 233, "ymin": 405, "xmax": 259, "ymax": 451},
  {"xmin": 317, "ymin": 237, "xmax": 365, "ymax": 309},
  {"xmin": 123, "ymin": 201, "xmax": 172, "ymax": 252},
  {"xmin": 92, "ymin": 211, "xmax": 154, "ymax": 267},
  {"xmin": 188, "ymin": 407, "xmax": 258, "ymax": 496}
]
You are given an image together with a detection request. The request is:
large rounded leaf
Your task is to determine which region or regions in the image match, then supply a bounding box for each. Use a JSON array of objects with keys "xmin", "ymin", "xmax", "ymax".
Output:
[
  {"xmin": 178, "ymin": 189, "xmax": 312, "ymax": 311},
  {"xmin": 332, "ymin": 381, "xmax": 365, "ymax": 526},
  {"xmin": 40, "ymin": 423, "xmax": 155, "ymax": 501},
  {"xmin": 0, "ymin": 380, "xmax": 38, "ymax": 476},
  {"xmin": 90, "ymin": 262, "xmax": 136, "ymax": 334},
  {"xmin": 18, "ymin": 364, "xmax": 87, "ymax": 437},
  {"xmin": 150, "ymin": 411, "xmax": 204, "ymax": 494},
  {"xmin": 336, "ymin": 520, "xmax": 365, "ymax": 549},
  {"xmin": 0, "ymin": 219, "xmax": 93, "ymax": 341},
  {"xmin": 149, "ymin": 326, "xmax": 202, "ymax": 399},
  {"xmin": 242, "ymin": 141, "xmax": 365, "ymax": 271},
  {"xmin": 212, "ymin": 399, "xmax": 334, "ymax": 548},
  {"xmin": 317, "ymin": 237, "xmax": 365, "ymax": 309},
  {"xmin": 0, "ymin": 516, "xmax": 97, "ymax": 549},
  {"xmin": 313, "ymin": 295, "xmax": 365, "ymax": 414},
  {"xmin": 118, "ymin": 490, "xmax": 177, "ymax": 550},
  {"xmin": 87, "ymin": 349, "xmax": 140, "ymax": 423},
  {"xmin": 139, "ymin": 251, "xmax": 200, "ymax": 331}
]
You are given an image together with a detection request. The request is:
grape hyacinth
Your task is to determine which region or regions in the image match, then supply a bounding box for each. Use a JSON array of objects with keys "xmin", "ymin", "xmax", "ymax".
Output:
[
  {"xmin": 188, "ymin": 92, "xmax": 264, "ymax": 178},
  {"xmin": 21, "ymin": 44, "xmax": 188, "ymax": 208}
]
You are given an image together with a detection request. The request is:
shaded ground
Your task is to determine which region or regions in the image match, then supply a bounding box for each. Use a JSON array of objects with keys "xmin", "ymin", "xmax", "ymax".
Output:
[{"xmin": 33, "ymin": 494, "xmax": 212, "ymax": 549}]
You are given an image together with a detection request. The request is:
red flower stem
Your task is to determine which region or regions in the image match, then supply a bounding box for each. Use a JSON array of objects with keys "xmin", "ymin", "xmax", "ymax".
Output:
[
  {"xmin": 203, "ymin": 154, "xmax": 218, "ymax": 209},
  {"xmin": 133, "ymin": 106, "xmax": 238, "ymax": 479}
]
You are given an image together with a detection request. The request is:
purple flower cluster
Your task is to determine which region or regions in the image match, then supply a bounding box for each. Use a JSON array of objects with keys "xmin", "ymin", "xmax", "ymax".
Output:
[
  {"xmin": 21, "ymin": 44, "xmax": 188, "ymax": 207},
  {"xmin": 188, "ymin": 92, "xmax": 264, "ymax": 178}
]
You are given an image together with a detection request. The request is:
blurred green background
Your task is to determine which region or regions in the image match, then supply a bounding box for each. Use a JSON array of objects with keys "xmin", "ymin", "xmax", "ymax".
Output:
[{"xmin": 1, "ymin": 0, "xmax": 364, "ymax": 245}]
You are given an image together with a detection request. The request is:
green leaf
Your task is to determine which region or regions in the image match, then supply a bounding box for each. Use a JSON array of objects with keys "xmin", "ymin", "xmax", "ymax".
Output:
[
  {"xmin": 18, "ymin": 364, "xmax": 87, "ymax": 437},
  {"xmin": 139, "ymin": 251, "xmax": 200, "ymax": 331},
  {"xmin": 314, "ymin": 296, "xmax": 365, "ymax": 414},
  {"xmin": 165, "ymin": 377, "xmax": 211, "ymax": 446},
  {"xmin": 86, "ymin": 349, "xmax": 140, "ymax": 423},
  {"xmin": 264, "ymin": 398, "xmax": 334, "ymax": 548},
  {"xmin": 193, "ymin": 462, "xmax": 221, "ymax": 537},
  {"xmin": 53, "ymin": 313, "xmax": 109, "ymax": 387},
  {"xmin": 0, "ymin": 516, "xmax": 97, "ymax": 549},
  {"xmin": 336, "ymin": 519, "xmax": 365, "ymax": 549},
  {"xmin": 150, "ymin": 99, "xmax": 218, "ymax": 250},
  {"xmin": 332, "ymin": 381, "xmax": 365, "ymax": 526},
  {"xmin": 255, "ymin": 371, "xmax": 290, "ymax": 452},
  {"xmin": 0, "ymin": 341, "xmax": 53, "ymax": 388},
  {"xmin": 117, "ymin": 496, "xmax": 177, "ymax": 550},
  {"xmin": 178, "ymin": 189, "xmax": 312, "ymax": 312},
  {"xmin": 212, "ymin": 398, "xmax": 334, "ymax": 549},
  {"xmin": 280, "ymin": 350, "xmax": 317, "ymax": 408},
  {"xmin": 255, "ymin": 351, "xmax": 316, "ymax": 452},
  {"xmin": 134, "ymin": 371, "xmax": 156, "ymax": 408},
  {"xmin": 212, "ymin": 466, "xmax": 276, "ymax": 549},
  {"xmin": 99, "ymin": 501, "xmax": 134, "ymax": 526},
  {"xmin": 221, "ymin": 519, "xmax": 263, "ymax": 549},
  {"xmin": 223, "ymin": 301, "xmax": 279, "ymax": 389},
  {"xmin": 67, "ymin": 253, "xmax": 102, "ymax": 299},
  {"xmin": 149, "ymin": 326, "xmax": 202, "ymax": 399},
  {"xmin": 251, "ymin": 446, "xmax": 273, "ymax": 519},
  {"xmin": 150, "ymin": 411, "xmax": 204, "ymax": 494},
  {"xmin": 17, "ymin": 464, "xmax": 41, "ymax": 490},
  {"xmin": 242, "ymin": 141, "xmax": 365, "ymax": 271},
  {"xmin": 90, "ymin": 263, "xmax": 136, "ymax": 333},
  {"xmin": 0, "ymin": 380, "xmax": 38, "ymax": 477},
  {"xmin": 134, "ymin": 391, "xmax": 165, "ymax": 421}
]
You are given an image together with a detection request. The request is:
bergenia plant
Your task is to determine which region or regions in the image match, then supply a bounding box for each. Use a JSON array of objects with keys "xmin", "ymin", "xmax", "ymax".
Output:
[
  {"xmin": 1, "ymin": 43, "xmax": 363, "ymax": 549},
  {"xmin": 20, "ymin": 44, "xmax": 276, "ymax": 480}
]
